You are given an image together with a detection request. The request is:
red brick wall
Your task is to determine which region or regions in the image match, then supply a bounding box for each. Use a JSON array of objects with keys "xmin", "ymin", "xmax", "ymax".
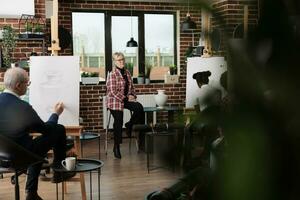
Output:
[
  {"xmin": 212, "ymin": 0, "xmax": 258, "ymax": 53},
  {"xmin": 0, "ymin": 0, "xmax": 46, "ymax": 63},
  {"xmin": 0, "ymin": 0, "xmax": 259, "ymax": 132}
]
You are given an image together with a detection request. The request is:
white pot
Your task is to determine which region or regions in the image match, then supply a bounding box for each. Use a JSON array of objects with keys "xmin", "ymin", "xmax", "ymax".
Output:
[
  {"xmin": 137, "ymin": 77, "xmax": 144, "ymax": 84},
  {"xmin": 154, "ymin": 90, "xmax": 168, "ymax": 108},
  {"xmin": 81, "ymin": 77, "xmax": 99, "ymax": 84}
]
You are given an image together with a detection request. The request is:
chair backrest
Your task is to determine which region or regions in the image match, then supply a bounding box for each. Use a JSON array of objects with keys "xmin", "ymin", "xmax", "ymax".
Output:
[{"xmin": 0, "ymin": 134, "xmax": 44, "ymax": 170}]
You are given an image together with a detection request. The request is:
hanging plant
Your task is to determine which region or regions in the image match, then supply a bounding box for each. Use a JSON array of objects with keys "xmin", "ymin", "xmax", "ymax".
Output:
[{"xmin": 2, "ymin": 25, "xmax": 16, "ymax": 68}]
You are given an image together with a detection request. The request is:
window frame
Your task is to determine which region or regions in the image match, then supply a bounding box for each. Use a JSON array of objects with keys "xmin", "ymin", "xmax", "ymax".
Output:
[{"xmin": 71, "ymin": 9, "xmax": 177, "ymax": 82}]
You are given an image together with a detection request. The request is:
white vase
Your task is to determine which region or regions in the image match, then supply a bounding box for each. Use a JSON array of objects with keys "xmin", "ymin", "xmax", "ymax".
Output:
[{"xmin": 154, "ymin": 90, "xmax": 168, "ymax": 108}]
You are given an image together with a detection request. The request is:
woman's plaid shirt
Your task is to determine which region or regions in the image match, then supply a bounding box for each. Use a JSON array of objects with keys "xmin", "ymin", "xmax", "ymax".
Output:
[{"xmin": 106, "ymin": 68, "xmax": 136, "ymax": 111}]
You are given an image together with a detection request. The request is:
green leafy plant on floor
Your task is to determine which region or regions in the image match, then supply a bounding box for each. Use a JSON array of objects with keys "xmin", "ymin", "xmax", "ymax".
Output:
[{"xmin": 2, "ymin": 25, "xmax": 16, "ymax": 68}]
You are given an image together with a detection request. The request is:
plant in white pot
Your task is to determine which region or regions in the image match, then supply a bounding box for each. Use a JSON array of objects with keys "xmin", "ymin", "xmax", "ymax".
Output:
[
  {"xmin": 81, "ymin": 72, "xmax": 99, "ymax": 84},
  {"xmin": 144, "ymin": 65, "xmax": 151, "ymax": 84},
  {"xmin": 169, "ymin": 64, "xmax": 177, "ymax": 75},
  {"xmin": 137, "ymin": 72, "xmax": 145, "ymax": 84},
  {"xmin": 165, "ymin": 64, "xmax": 179, "ymax": 84}
]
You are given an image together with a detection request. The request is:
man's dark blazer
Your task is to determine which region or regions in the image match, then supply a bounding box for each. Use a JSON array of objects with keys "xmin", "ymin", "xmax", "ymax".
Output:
[{"xmin": 0, "ymin": 92, "xmax": 58, "ymax": 149}]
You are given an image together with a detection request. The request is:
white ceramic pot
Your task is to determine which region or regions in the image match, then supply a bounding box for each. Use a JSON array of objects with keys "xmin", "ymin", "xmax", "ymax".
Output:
[
  {"xmin": 154, "ymin": 90, "xmax": 168, "ymax": 108},
  {"xmin": 81, "ymin": 77, "xmax": 99, "ymax": 85}
]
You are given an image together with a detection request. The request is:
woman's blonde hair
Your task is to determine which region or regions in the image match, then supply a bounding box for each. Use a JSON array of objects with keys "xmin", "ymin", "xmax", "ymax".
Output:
[{"xmin": 112, "ymin": 52, "xmax": 125, "ymax": 68}]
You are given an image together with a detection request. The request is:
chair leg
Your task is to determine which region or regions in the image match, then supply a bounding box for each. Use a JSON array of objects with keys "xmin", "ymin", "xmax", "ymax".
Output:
[
  {"xmin": 81, "ymin": 141, "xmax": 83, "ymax": 157},
  {"xmin": 105, "ymin": 110, "xmax": 112, "ymax": 155},
  {"xmin": 14, "ymin": 171, "xmax": 20, "ymax": 200},
  {"xmin": 98, "ymin": 135, "xmax": 101, "ymax": 160},
  {"xmin": 135, "ymin": 135, "xmax": 139, "ymax": 152}
]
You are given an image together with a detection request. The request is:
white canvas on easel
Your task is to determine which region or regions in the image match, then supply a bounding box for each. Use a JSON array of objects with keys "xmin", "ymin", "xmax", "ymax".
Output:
[
  {"xmin": 185, "ymin": 57, "xmax": 227, "ymax": 108},
  {"xmin": 29, "ymin": 56, "xmax": 80, "ymax": 126}
]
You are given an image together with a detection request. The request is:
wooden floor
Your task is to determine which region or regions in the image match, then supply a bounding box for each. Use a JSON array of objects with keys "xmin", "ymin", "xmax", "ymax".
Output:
[{"xmin": 0, "ymin": 138, "xmax": 181, "ymax": 200}]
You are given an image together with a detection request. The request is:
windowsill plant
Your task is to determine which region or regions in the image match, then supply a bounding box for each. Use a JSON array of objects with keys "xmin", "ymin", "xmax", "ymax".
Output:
[
  {"xmin": 137, "ymin": 72, "xmax": 145, "ymax": 84},
  {"xmin": 164, "ymin": 64, "xmax": 179, "ymax": 83},
  {"xmin": 80, "ymin": 72, "xmax": 99, "ymax": 84},
  {"xmin": 169, "ymin": 64, "xmax": 177, "ymax": 75}
]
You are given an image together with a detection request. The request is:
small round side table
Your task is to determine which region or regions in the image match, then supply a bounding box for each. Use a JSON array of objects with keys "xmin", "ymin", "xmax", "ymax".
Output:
[{"xmin": 52, "ymin": 159, "xmax": 104, "ymax": 200}]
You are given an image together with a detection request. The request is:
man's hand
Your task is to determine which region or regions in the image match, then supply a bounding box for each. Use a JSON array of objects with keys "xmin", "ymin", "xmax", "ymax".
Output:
[
  {"xmin": 54, "ymin": 102, "xmax": 64, "ymax": 116},
  {"xmin": 128, "ymin": 95, "xmax": 136, "ymax": 102}
]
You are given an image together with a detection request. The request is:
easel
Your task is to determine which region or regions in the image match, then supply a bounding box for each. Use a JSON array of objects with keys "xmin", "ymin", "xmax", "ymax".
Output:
[
  {"xmin": 47, "ymin": 1, "xmax": 87, "ymax": 199},
  {"xmin": 202, "ymin": 9, "xmax": 212, "ymax": 57},
  {"xmin": 48, "ymin": 0, "xmax": 61, "ymax": 56},
  {"xmin": 243, "ymin": 5, "xmax": 249, "ymax": 39}
]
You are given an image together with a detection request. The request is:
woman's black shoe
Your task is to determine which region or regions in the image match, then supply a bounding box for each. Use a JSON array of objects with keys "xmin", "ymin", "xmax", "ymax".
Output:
[{"xmin": 113, "ymin": 145, "xmax": 121, "ymax": 159}]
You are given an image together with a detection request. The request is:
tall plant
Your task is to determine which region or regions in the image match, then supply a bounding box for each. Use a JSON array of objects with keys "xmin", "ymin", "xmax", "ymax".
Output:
[{"xmin": 2, "ymin": 25, "xmax": 16, "ymax": 68}]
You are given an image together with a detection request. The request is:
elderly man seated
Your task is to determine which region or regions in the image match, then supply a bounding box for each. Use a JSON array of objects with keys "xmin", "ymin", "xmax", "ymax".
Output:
[{"xmin": 0, "ymin": 68, "xmax": 75, "ymax": 200}]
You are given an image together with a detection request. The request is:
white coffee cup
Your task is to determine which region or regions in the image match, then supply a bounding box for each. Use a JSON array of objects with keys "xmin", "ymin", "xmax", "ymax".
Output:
[{"xmin": 61, "ymin": 157, "xmax": 76, "ymax": 171}]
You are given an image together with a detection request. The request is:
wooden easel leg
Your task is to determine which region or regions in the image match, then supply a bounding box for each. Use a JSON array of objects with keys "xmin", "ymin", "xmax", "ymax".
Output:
[{"xmin": 80, "ymin": 173, "xmax": 86, "ymax": 200}]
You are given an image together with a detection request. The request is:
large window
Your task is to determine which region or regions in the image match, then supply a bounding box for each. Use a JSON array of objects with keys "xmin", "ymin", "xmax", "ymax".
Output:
[
  {"xmin": 72, "ymin": 11, "xmax": 176, "ymax": 82},
  {"xmin": 145, "ymin": 14, "xmax": 175, "ymax": 80},
  {"xmin": 111, "ymin": 16, "xmax": 139, "ymax": 77},
  {"xmin": 72, "ymin": 12, "xmax": 106, "ymax": 81}
]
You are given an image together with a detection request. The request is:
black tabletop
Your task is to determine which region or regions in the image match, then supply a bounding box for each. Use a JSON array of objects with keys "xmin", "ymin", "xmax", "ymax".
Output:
[{"xmin": 53, "ymin": 159, "xmax": 104, "ymax": 173}]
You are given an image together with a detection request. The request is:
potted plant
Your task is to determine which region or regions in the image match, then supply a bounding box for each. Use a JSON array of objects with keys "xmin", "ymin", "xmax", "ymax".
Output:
[
  {"xmin": 145, "ymin": 65, "xmax": 151, "ymax": 84},
  {"xmin": 1, "ymin": 25, "xmax": 16, "ymax": 68},
  {"xmin": 125, "ymin": 62, "xmax": 134, "ymax": 75},
  {"xmin": 25, "ymin": 22, "xmax": 33, "ymax": 33},
  {"xmin": 137, "ymin": 72, "xmax": 144, "ymax": 84},
  {"xmin": 165, "ymin": 64, "xmax": 179, "ymax": 84},
  {"xmin": 33, "ymin": 24, "xmax": 44, "ymax": 38},
  {"xmin": 169, "ymin": 64, "xmax": 177, "ymax": 75},
  {"xmin": 19, "ymin": 22, "xmax": 34, "ymax": 39},
  {"xmin": 81, "ymin": 71, "xmax": 99, "ymax": 84}
]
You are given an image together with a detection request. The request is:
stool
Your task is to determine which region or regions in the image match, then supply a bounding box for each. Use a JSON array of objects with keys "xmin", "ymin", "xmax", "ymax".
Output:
[
  {"xmin": 80, "ymin": 132, "xmax": 101, "ymax": 159},
  {"xmin": 145, "ymin": 123, "xmax": 185, "ymax": 173},
  {"xmin": 131, "ymin": 124, "xmax": 152, "ymax": 152},
  {"xmin": 146, "ymin": 131, "xmax": 177, "ymax": 173}
]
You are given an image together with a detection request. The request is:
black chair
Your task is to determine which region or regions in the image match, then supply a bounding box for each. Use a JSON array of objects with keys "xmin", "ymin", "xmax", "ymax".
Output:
[
  {"xmin": 0, "ymin": 134, "xmax": 44, "ymax": 200},
  {"xmin": 136, "ymin": 123, "xmax": 185, "ymax": 173},
  {"xmin": 131, "ymin": 124, "xmax": 152, "ymax": 152}
]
